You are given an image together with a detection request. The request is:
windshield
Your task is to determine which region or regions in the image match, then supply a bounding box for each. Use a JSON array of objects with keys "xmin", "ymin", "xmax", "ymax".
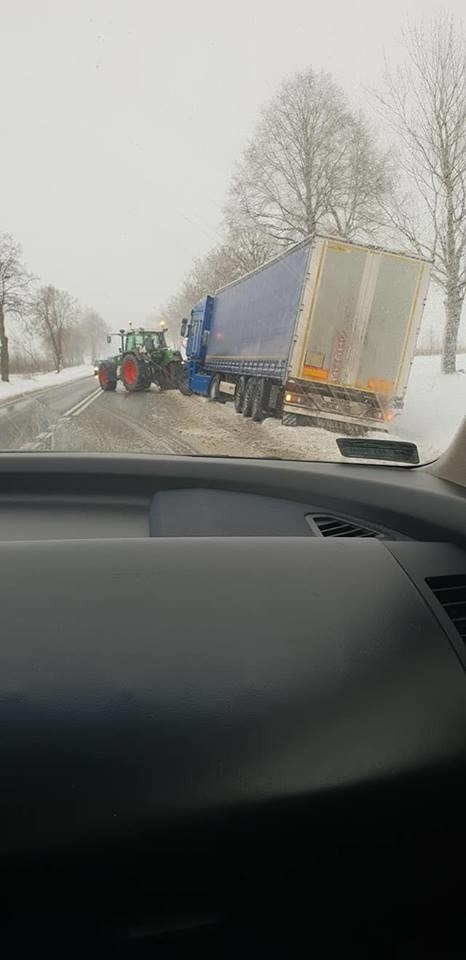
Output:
[{"xmin": 1, "ymin": 1, "xmax": 465, "ymax": 463}]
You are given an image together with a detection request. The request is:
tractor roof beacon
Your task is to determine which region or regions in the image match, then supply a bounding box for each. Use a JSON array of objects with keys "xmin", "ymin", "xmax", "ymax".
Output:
[{"xmin": 97, "ymin": 327, "xmax": 190, "ymax": 394}]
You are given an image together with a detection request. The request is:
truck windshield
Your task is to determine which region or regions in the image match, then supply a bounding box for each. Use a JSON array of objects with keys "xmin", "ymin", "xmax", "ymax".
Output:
[{"xmin": 0, "ymin": 2, "xmax": 464, "ymax": 464}]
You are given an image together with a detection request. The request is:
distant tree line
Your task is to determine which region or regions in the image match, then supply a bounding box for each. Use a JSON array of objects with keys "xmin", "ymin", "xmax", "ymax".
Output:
[
  {"xmin": 161, "ymin": 13, "xmax": 466, "ymax": 374},
  {"xmin": 0, "ymin": 233, "xmax": 108, "ymax": 383}
]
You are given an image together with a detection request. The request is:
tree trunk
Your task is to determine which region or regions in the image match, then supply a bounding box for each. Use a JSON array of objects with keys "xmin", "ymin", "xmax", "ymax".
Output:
[
  {"xmin": 442, "ymin": 287, "xmax": 463, "ymax": 374},
  {"xmin": 0, "ymin": 303, "xmax": 10, "ymax": 382}
]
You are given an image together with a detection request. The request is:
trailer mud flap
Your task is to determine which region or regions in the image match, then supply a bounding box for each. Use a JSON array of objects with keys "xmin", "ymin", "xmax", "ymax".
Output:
[{"xmin": 282, "ymin": 413, "xmax": 298, "ymax": 427}]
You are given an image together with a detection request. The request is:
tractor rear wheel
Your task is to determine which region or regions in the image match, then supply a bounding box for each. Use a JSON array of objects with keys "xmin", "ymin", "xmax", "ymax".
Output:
[
  {"xmin": 98, "ymin": 361, "xmax": 117, "ymax": 391},
  {"xmin": 121, "ymin": 354, "xmax": 150, "ymax": 392}
]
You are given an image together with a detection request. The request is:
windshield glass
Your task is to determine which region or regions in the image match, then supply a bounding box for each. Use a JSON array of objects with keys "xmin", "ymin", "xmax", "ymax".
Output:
[{"xmin": 1, "ymin": 0, "xmax": 465, "ymax": 463}]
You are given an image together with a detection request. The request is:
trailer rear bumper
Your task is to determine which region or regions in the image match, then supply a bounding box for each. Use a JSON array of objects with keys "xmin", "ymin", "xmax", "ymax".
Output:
[{"xmin": 283, "ymin": 379, "xmax": 391, "ymax": 428}]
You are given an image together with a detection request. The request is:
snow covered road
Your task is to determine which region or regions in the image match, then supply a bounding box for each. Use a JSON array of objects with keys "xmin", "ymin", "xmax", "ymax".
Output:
[{"xmin": 0, "ymin": 355, "xmax": 463, "ymax": 461}]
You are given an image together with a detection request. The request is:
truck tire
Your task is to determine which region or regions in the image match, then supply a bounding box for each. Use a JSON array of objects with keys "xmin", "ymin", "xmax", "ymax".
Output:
[
  {"xmin": 208, "ymin": 374, "xmax": 221, "ymax": 401},
  {"xmin": 251, "ymin": 378, "xmax": 267, "ymax": 422},
  {"xmin": 242, "ymin": 378, "xmax": 257, "ymax": 418},
  {"xmin": 234, "ymin": 377, "xmax": 247, "ymax": 413},
  {"xmin": 121, "ymin": 354, "xmax": 150, "ymax": 392},
  {"xmin": 98, "ymin": 361, "xmax": 117, "ymax": 392},
  {"xmin": 174, "ymin": 364, "xmax": 192, "ymax": 396}
]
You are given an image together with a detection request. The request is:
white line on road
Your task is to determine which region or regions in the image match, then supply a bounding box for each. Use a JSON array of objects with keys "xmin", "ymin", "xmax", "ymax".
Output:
[
  {"xmin": 0, "ymin": 375, "xmax": 94, "ymax": 411},
  {"xmin": 62, "ymin": 387, "xmax": 102, "ymax": 418},
  {"xmin": 17, "ymin": 385, "xmax": 102, "ymax": 450}
]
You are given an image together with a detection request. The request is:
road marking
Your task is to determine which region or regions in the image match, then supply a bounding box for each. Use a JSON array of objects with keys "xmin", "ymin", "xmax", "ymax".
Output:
[
  {"xmin": 17, "ymin": 384, "xmax": 102, "ymax": 450},
  {"xmin": 19, "ymin": 429, "xmax": 54, "ymax": 451},
  {"xmin": 62, "ymin": 387, "xmax": 102, "ymax": 418},
  {"xmin": 0, "ymin": 375, "xmax": 94, "ymax": 411},
  {"xmin": 71, "ymin": 388, "xmax": 103, "ymax": 417}
]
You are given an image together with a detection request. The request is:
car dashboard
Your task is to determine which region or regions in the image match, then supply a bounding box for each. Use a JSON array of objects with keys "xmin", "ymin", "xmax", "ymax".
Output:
[{"xmin": 0, "ymin": 452, "xmax": 464, "ymax": 957}]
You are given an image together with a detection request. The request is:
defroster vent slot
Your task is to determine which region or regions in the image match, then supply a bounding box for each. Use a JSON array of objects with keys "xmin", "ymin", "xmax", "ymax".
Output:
[{"xmin": 426, "ymin": 574, "xmax": 466, "ymax": 642}]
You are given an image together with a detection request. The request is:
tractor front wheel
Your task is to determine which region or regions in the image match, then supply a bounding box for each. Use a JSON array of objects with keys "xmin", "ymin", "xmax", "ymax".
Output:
[
  {"xmin": 98, "ymin": 361, "xmax": 117, "ymax": 391},
  {"xmin": 121, "ymin": 354, "xmax": 150, "ymax": 392}
]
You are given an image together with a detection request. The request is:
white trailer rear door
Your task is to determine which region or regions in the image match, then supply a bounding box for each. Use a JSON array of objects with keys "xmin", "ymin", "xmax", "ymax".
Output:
[{"xmin": 293, "ymin": 239, "xmax": 430, "ymax": 399}]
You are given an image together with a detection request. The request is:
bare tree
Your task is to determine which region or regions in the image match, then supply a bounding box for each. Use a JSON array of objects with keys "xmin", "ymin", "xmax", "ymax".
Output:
[
  {"xmin": 32, "ymin": 285, "xmax": 80, "ymax": 373},
  {"xmin": 0, "ymin": 234, "xmax": 35, "ymax": 382},
  {"xmin": 230, "ymin": 69, "xmax": 391, "ymax": 245},
  {"xmin": 161, "ymin": 223, "xmax": 277, "ymax": 345},
  {"xmin": 376, "ymin": 16, "xmax": 466, "ymax": 373},
  {"xmin": 78, "ymin": 309, "xmax": 109, "ymax": 361},
  {"xmin": 222, "ymin": 206, "xmax": 278, "ymax": 273}
]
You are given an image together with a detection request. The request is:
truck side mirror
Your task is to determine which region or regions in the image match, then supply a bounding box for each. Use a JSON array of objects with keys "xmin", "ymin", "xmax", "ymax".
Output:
[
  {"xmin": 107, "ymin": 335, "xmax": 112, "ymax": 344},
  {"xmin": 180, "ymin": 318, "xmax": 188, "ymax": 337}
]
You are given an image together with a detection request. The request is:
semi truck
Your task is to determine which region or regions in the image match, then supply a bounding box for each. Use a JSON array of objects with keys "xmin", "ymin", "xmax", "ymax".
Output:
[{"xmin": 181, "ymin": 235, "xmax": 431, "ymax": 432}]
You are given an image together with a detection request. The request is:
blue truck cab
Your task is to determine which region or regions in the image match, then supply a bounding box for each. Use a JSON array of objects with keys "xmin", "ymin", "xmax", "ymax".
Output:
[{"xmin": 185, "ymin": 296, "xmax": 214, "ymax": 396}]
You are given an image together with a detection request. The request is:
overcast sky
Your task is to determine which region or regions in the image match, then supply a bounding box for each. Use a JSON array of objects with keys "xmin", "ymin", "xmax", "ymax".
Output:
[{"xmin": 1, "ymin": 0, "xmax": 463, "ymax": 326}]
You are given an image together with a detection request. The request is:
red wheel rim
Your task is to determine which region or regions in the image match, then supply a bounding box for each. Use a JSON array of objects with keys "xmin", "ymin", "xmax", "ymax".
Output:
[
  {"xmin": 122, "ymin": 357, "xmax": 138, "ymax": 386},
  {"xmin": 98, "ymin": 367, "xmax": 108, "ymax": 386}
]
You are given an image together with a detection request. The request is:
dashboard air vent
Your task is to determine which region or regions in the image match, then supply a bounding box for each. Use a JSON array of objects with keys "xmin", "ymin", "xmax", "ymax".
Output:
[
  {"xmin": 426, "ymin": 574, "xmax": 466, "ymax": 641},
  {"xmin": 309, "ymin": 515, "xmax": 383, "ymax": 538}
]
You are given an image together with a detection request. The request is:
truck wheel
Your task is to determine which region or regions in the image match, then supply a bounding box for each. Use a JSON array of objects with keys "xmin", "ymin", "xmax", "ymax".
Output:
[
  {"xmin": 178, "ymin": 370, "xmax": 193, "ymax": 397},
  {"xmin": 242, "ymin": 378, "xmax": 257, "ymax": 418},
  {"xmin": 174, "ymin": 364, "xmax": 192, "ymax": 396},
  {"xmin": 208, "ymin": 374, "xmax": 221, "ymax": 401},
  {"xmin": 251, "ymin": 378, "xmax": 267, "ymax": 422},
  {"xmin": 121, "ymin": 354, "xmax": 150, "ymax": 392},
  {"xmin": 98, "ymin": 361, "xmax": 117, "ymax": 392},
  {"xmin": 234, "ymin": 377, "xmax": 247, "ymax": 413}
]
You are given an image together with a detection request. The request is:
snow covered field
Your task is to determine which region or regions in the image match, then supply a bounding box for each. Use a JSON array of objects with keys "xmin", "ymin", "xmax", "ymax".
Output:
[{"xmin": 0, "ymin": 364, "xmax": 92, "ymax": 403}]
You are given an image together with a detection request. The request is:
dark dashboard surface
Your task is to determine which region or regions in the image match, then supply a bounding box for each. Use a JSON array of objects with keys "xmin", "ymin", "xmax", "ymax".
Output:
[
  {"xmin": 0, "ymin": 451, "xmax": 465, "ymax": 543},
  {"xmin": 0, "ymin": 453, "xmax": 464, "ymax": 955}
]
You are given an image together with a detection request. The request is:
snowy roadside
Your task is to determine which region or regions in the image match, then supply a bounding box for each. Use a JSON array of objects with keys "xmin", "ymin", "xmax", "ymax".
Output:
[
  {"xmin": 392, "ymin": 353, "xmax": 466, "ymax": 460},
  {"xmin": 261, "ymin": 353, "xmax": 466, "ymax": 463},
  {"xmin": 0, "ymin": 364, "xmax": 93, "ymax": 405},
  {"xmin": 164, "ymin": 353, "xmax": 466, "ymax": 464},
  {"xmin": 261, "ymin": 353, "xmax": 466, "ymax": 464}
]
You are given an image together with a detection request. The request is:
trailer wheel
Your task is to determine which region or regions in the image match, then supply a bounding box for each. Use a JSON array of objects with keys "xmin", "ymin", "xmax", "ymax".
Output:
[
  {"xmin": 98, "ymin": 361, "xmax": 117, "ymax": 392},
  {"xmin": 251, "ymin": 378, "xmax": 267, "ymax": 422},
  {"xmin": 234, "ymin": 377, "xmax": 247, "ymax": 413},
  {"xmin": 242, "ymin": 378, "xmax": 257, "ymax": 418}
]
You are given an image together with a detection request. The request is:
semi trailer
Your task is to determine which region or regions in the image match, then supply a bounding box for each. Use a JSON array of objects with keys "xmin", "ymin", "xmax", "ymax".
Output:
[{"xmin": 181, "ymin": 235, "xmax": 431, "ymax": 431}]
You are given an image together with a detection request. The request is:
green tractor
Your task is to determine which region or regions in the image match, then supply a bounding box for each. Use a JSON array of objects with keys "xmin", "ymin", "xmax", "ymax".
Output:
[{"xmin": 97, "ymin": 326, "xmax": 190, "ymax": 394}]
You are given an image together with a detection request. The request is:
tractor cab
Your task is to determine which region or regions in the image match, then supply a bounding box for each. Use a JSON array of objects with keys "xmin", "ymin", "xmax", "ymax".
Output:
[{"xmin": 125, "ymin": 329, "xmax": 168, "ymax": 352}]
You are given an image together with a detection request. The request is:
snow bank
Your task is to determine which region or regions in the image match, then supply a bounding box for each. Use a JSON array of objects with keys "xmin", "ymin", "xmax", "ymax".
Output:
[
  {"xmin": 393, "ymin": 353, "xmax": 466, "ymax": 460},
  {"xmin": 0, "ymin": 364, "xmax": 93, "ymax": 404},
  {"xmin": 260, "ymin": 353, "xmax": 466, "ymax": 463}
]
